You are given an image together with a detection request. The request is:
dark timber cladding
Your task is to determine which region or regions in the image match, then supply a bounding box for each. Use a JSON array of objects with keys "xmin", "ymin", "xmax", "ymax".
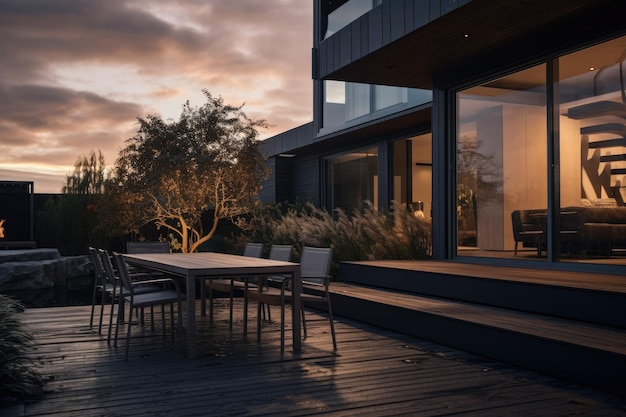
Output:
[{"xmin": 317, "ymin": 0, "xmax": 626, "ymax": 89}]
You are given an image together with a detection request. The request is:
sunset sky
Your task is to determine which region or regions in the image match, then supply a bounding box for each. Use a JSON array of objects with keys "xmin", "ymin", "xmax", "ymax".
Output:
[{"xmin": 0, "ymin": 1, "xmax": 313, "ymax": 193}]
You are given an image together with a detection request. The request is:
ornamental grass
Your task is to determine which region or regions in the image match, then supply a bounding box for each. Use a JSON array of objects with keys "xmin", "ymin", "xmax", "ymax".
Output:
[
  {"xmin": 0, "ymin": 295, "xmax": 44, "ymax": 408},
  {"xmin": 237, "ymin": 200, "xmax": 432, "ymax": 276}
]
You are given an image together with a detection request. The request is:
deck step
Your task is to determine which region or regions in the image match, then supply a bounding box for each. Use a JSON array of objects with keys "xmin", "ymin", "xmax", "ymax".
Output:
[
  {"xmin": 320, "ymin": 260, "xmax": 626, "ymax": 397},
  {"xmin": 325, "ymin": 282, "xmax": 626, "ymax": 397},
  {"xmin": 329, "ymin": 283, "xmax": 626, "ymax": 355},
  {"xmin": 339, "ymin": 260, "xmax": 626, "ymax": 329}
]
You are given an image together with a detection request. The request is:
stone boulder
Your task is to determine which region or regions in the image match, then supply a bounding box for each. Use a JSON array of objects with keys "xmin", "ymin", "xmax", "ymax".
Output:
[{"xmin": 0, "ymin": 249, "xmax": 94, "ymax": 307}]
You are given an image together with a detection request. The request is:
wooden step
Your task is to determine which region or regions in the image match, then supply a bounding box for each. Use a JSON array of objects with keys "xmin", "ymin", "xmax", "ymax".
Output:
[
  {"xmin": 601, "ymin": 154, "xmax": 626, "ymax": 162},
  {"xmin": 325, "ymin": 282, "xmax": 626, "ymax": 397},
  {"xmin": 328, "ymin": 283, "xmax": 626, "ymax": 357},
  {"xmin": 581, "ymin": 122, "xmax": 626, "ymax": 136},
  {"xmin": 567, "ymin": 101, "xmax": 626, "ymax": 120},
  {"xmin": 323, "ymin": 260, "xmax": 626, "ymax": 396},
  {"xmin": 589, "ymin": 138, "xmax": 626, "ymax": 148},
  {"xmin": 339, "ymin": 260, "xmax": 626, "ymax": 329}
]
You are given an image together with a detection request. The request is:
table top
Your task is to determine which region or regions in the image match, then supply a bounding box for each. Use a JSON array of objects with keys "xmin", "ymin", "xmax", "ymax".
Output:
[{"xmin": 123, "ymin": 252, "xmax": 299, "ymax": 278}]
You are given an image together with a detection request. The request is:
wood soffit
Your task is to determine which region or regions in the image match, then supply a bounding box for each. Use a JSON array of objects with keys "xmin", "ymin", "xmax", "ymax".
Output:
[{"xmin": 322, "ymin": 0, "xmax": 626, "ymax": 89}]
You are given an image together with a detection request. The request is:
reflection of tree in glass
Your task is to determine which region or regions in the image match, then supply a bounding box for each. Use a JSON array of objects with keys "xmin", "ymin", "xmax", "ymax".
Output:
[
  {"xmin": 457, "ymin": 134, "xmax": 502, "ymax": 205},
  {"xmin": 457, "ymin": 134, "xmax": 503, "ymax": 245}
]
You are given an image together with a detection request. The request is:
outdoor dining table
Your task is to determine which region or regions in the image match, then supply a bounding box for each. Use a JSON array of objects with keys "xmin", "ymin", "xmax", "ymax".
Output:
[{"xmin": 123, "ymin": 252, "xmax": 301, "ymax": 359}]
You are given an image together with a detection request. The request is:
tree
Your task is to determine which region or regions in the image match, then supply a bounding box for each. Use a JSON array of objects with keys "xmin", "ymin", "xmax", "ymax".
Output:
[
  {"xmin": 62, "ymin": 150, "xmax": 107, "ymax": 194},
  {"xmin": 36, "ymin": 150, "xmax": 109, "ymax": 255},
  {"xmin": 108, "ymin": 90, "xmax": 270, "ymax": 253}
]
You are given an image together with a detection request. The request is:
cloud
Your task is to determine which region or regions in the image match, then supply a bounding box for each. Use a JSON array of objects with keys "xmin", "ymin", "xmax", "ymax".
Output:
[
  {"xmin": 0, "ymin": 84, "xmax": 141, "ymax": 168},
  {"xmin": 0, "ymin": 0, "xmax": 312, "ymax": 192}
]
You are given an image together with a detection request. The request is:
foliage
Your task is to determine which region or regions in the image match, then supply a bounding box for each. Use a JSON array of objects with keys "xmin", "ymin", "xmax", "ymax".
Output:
[
  {"xmin": 456, "ymin": 134, "xmax": 502, "ymax": 245},
  {"xmin": 457, "ymin": 134, "xmax": 502, "ymax": 206},
  {"xmin": 0, "ymin": 295, "xmax": 44, "ymax": 407},
  {"xmin": 62, "ymin": 150, "xmax": 107, "ymax": 194},
  {"xmin": 106, "ymin": 90, "xmax": 270, "ymax": 253},
  {"xmin": 35, "ymin": 150, "xmax": 110, "ymax": 255},
  {"xmin": 237, "ymin": 200, "xmax": 432, "ymax": 276}
]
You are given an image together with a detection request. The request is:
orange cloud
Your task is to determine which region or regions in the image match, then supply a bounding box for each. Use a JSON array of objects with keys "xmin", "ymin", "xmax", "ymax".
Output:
[{"xmin": 0, "ymin": 0, "xmax": 312, "ymax": 193}]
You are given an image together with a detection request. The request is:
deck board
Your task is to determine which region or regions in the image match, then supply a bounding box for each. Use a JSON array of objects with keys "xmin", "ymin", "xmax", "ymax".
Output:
[
  {"xmin": 344, "ymin": 260, "xmax": 626, "ymax": 292},
  {"xmin": 6, "ymin": 300, "xmax": 626, "ymax": 417}
]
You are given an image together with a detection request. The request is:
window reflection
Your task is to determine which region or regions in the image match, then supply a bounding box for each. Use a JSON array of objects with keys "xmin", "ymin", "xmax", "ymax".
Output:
[
  {"xmin": 322, "ymin": 81, "xmax": 431, "ymax": 132},
  {"xmin": 456, "ymin": 65, "xmax": 548, "ymax": 258},
  {"xmin": 558, "ymin": 36, "xmax": 626, "ymax": 262},
  {"xmin": 455, "ymin": 34, "xmax": 626, "ymax": 265},
  {"xmin": 326, "ymin": 147, "xmax": 378, "ymax": 213},
  {"xmin": 324, "ymin": 0, "xmax": 378, "ymax": 39}
]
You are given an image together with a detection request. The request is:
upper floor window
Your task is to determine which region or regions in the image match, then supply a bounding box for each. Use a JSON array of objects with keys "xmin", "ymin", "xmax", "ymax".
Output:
[
  {"xmin": 324, "ymin": 0, "xmax": 381, "ymax": 39},
  {"xmin": 322, "ymin": 80, "xmax": 432, "ymax": 132}
]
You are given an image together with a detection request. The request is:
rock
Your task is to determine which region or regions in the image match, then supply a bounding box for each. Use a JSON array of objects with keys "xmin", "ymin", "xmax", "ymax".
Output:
[
  {"xmin": 0, "ymin": 261, "xmax": 49, "ymax": 290},
  {"xmin": 0, "ymin": 249, "xmax": 94, "ymax": 307},
  {"xmin": 0, "ymin": 248, "xmax": 60, "ymax": 263}
]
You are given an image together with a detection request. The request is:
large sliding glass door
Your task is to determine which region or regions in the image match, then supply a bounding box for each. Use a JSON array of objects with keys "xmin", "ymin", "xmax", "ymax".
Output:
[
  {"xmin": 456, "ymin": 65, "xmax": 548, "ymax": 259},
  {"xmin": 455, "ymin": 34, "xmax": 626, "ymax": 265},
  {"xmin": 557, "ymin": 36, "xmax": 626, "ymax": 263}
]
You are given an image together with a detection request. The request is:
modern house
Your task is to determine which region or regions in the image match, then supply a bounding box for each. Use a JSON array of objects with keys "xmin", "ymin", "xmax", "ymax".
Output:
[
  {"xmin": 261, "ymin": 0, "xmax": 626, "ymax": 274},
  {"xmin": 259, "ymin": 1, "xmax": 626, "ymax": 396}
]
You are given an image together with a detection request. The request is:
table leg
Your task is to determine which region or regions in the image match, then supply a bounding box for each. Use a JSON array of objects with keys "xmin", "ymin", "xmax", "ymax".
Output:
[
  {"xmin": 243, "ymin": 279, "xmax": 249, "ymax": 339},
  {"xmin": 291, "ymin": 269, "xmax": 302, "ymax": 351},
  {"xmin": 186, "ymin": 272, "xmax": 197, "ymax": 359}
]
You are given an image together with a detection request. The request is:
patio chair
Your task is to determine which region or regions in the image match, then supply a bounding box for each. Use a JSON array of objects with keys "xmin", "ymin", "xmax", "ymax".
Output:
[
  {"xmin": 126, "ymin": 241, "xmax": 170, "ymax": 254},
  {"xmin": 112, "ymin": 252, "xmax": 184, "ymax": 360},
  {"xmin": 202, "ymin": 242, "xmax": 263, "ymax": 329},
  {"xmin": 88, "ymin": 247, "xmax": 111, "ymax": 334},
  {"xmin": 268, "ymin": 244, "xmax": 293, "ymax": 262},
  {"xmin": 247, "ymin": 246, "xmax": 337, "ymax": 352},
  {"xmin": 243, "ymin": 244, "xmax": 293, "ymax": 337},
  {"xmin": 125, "ymin": 241, "xmax": 170, "ymax": 277},
  {"xmin": 98, "ymin": 249, "xmax": 163, "ymax": 344}
]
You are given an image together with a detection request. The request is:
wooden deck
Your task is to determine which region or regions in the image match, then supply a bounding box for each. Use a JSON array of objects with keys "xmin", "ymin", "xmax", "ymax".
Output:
[
  {"xmin": 6, "ymin": 299, "xmax": 626, "ymax": 416},
  {"xmin": 337, "ymin": 260, "xmax": 626, "ymax": 395}
]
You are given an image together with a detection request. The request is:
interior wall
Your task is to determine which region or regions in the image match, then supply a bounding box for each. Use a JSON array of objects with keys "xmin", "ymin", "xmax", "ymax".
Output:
[
  {"xmin": 411, "ymin": 135, "xmax": 433, "ymax": 218},
  {"xmin": 476, "ymin": 104, "xmax": 548, "ymax": 251}
]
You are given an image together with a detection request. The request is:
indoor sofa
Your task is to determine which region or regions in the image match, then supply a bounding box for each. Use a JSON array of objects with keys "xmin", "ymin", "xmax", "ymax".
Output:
[{"xmin": 511, "ymin": 204, "xmax": 626, "ymax": 256}]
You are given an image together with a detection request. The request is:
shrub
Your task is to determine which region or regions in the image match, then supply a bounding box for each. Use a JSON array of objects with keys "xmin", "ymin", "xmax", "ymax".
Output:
[
  {"xmin": 237, "ymin": 201, "xmax": 432, "ymax": 276},
  {"xmin": 0, "ymin": 295, "xmax": 44, "ymax": 407}
]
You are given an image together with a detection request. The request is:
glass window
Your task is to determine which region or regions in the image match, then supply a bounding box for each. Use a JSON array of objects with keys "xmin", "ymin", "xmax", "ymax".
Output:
[
  {"xmin": 322, "ymin": 81, "xmax": 432, "ymax": 132},
  {"xmin": 392, "ymin": 134, "xmax": 432, "ymax": 218},
  {"xmin": 346, "ymin": 83, "xmax": 371, "ymax": 120},
  {"xmin": 323, "ymin": 80, "xmax": 347, "ymax": 129},
  {"xmin": 324, "ymin": 0, "xmax": 379, "ymax": 39},
  {"xmin": 456, "ymin": 64, "xmax": 548, "ymax": 258},
  {"xmin": 326, "ymin": 147, "xmax": 378, "ymax": 213},
  {"xmin": 374, "ymin": 85, "xmax": 408, "ymax": 111},
  {"xmin": 557, "ymin": 36, "xmax": 626, "ymax": 263}
]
